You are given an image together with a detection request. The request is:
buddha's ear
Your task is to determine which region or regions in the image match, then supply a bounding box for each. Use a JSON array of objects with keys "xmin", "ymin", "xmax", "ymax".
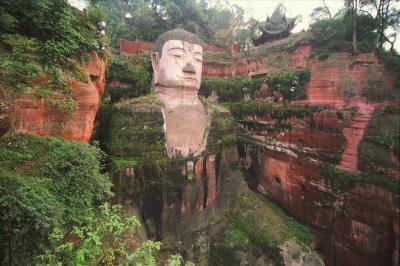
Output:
[{"xmin": 151, "ymin": 52, "xmax": 160, "ymax": 84}]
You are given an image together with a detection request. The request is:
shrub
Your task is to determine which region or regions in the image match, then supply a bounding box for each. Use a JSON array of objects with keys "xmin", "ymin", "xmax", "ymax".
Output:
[
  {"xmin": 200, "ymin": 76, "xmax": 253, "ymax": 102},
  {"xmin": 0, "ymin": 0, "xmax": 99, "ymax": 65},
  {"xmin": 0, "ymin": 134, "xmax": 113, "ymax": 264},
  {"xmin": 0, "ymin": 34, "xmax": 40, "ymax": 95},
  {"xmin": 320, "ymin": 164, "xmax": 399, "ymax": 195},
  {"xmin": 200, "ymin": 68, "xmax": 311, "ymax": 103},
  {"xmin": 37, "ymin": 203, "xmax": 161, "ymax": 266},
  {"xmin": 0, "ymin": 0, "xmax": 107, "ymax": 102},
  {"xmin": 106, "ymin": 55, "xmax": 152, "ymax": 101},
  {"xmin": 257, "ymin": 68, "xmax": 311, "ymax": 101},
  {"xmin": 228, "ymin": 100, "xmax": 318, "ymax": 120},
  {"xmin": 309, "ymin": 13, "xmax": 377, "ymax": 54}
]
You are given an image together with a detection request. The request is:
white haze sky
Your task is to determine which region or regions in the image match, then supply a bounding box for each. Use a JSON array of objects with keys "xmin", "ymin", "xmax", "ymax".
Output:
[
  {"xmin": 227, "ymin": 0, "xmax": 345, "ymax": 32},
  {"xmin": 69, "ymin": 0, "xmax": 398, "ymax": 51}
]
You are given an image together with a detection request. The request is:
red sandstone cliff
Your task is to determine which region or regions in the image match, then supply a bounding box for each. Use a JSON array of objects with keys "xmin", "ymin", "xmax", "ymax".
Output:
[
  {"xmin": 204, "ymin": 43, "xmax": 399, "ymax": 265},
  {"xmin": 8, "ymin": 52, "xmax": 106, "ymax": 142},
  {"xmin": 251, "ymin": 149, "xmax": 398, "ymax": 266},
  {"xmin": 205, "ymin": 44, "xmax": 398, "ymax": 174}
]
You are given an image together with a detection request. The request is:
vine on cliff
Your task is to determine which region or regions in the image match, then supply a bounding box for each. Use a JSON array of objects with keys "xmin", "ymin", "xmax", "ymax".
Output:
[
  {"xmin": 199, "ymin": 68, "xmax": 311, "ymax": 102},
  {"xmin": 320, "ymin": 164, "xmax": 399, "ymax": 195}
]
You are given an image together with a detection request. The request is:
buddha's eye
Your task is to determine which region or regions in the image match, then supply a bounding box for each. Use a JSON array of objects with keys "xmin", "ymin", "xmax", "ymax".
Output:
[
  {"xmin": 195, "ymin": 58, "xmax": 202, "ymax": 63},
  {"xmin": 172, "ymin": 54, "xmax": 184, "ymax": 59}
]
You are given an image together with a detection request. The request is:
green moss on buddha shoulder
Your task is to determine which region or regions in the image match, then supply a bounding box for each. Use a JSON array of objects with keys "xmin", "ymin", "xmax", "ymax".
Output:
[
  {"xmin": 103, "ymin": 96, "xmax": 237, "ymax": 190},
  {"xmin": 103, "ymin": 94, "xmax": 167, "ymax": 168},
  {"xmin": 203, "ymin": 100, "xmax": 237, "ymax": 155}
]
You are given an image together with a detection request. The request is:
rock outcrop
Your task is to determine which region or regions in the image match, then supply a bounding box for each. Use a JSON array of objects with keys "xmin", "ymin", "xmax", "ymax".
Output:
[
  {"xmin": 244, "ymin": 147, "xmax": 398, "ymax": 266},
  {"xmin": 229, "ymin": 46, "xmax": 399, "ymax": 265},
  {"xmin": 9, "ymin": 52, "xmax": 106, "ymax": 142}
]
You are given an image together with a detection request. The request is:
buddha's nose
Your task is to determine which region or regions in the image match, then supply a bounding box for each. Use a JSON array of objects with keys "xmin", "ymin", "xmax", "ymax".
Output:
[{"xmin": 182, "ymin": 62, "xmax": 196, "ymax": 74}]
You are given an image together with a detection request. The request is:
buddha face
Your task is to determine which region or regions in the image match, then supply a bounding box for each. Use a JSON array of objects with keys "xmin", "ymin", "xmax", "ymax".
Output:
[{"xmin": 151, "ymin": 40, "xmax": 203, "ymax": 90}]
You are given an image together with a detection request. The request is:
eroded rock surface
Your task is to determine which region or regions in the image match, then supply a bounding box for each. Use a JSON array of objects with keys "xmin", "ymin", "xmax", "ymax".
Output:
[
  {"xmin": 212, "ymin": 45, "xmax": 399, "ymax": 265},
  {"xmin": 10, "ymin": 52, "xmax": 106, "ymax": 142}
]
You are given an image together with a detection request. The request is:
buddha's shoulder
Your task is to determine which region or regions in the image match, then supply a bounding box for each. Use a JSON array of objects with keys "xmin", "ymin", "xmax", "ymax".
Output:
[
  {"xmin": 114, "ymin": 94, "xmax": 163, "ymax": 115},
  {"xmin": 201, "ymin": 98, "xmax": 230, "ymax": 118}
]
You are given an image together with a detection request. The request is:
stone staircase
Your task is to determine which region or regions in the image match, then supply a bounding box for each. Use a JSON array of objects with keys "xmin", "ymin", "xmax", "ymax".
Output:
[{"xmin": 338, "ymin": 100, "xmax": 376, "ymax": 172}]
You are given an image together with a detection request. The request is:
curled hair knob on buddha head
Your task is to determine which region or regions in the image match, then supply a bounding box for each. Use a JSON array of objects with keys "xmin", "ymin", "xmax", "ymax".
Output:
[{"xmin": 153, "ymin": 29, "xmax": 203, "ymax": 57}]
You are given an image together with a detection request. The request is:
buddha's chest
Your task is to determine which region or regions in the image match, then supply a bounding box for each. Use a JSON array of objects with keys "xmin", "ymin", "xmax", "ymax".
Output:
[{"xmin": 163, "ymin": 103, "xmax": 208, "ymax": 157}]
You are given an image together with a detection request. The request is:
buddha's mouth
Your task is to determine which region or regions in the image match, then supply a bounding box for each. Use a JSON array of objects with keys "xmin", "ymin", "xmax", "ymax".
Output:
[{"xmin": 179, "ymin": 76, "xmax": 197, "ymax": 81}]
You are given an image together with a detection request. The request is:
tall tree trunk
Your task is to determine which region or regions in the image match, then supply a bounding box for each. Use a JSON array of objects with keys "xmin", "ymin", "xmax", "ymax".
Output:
[
  {"xmin": 322, "ymin": 0, "xmax": 332, "ymax": 19},
  {"xmin": 353, "ymin": 0, "xmax": 357, "ymax": 54},
  {"xmin": 384, "ymin": 34, "xmax": 397, "ymax": 55},
  {"xmin": 374, "ymin": 0, "xmax": 383, "ymax": 49}
]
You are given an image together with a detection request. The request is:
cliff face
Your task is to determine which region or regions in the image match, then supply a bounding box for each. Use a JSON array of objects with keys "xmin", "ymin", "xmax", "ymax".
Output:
[
  {"xmin": 203, "ymin": 45, "xmax": 310, "ymax": 77},
  {"xmin": 243, "ymin": 146, "xmax": 398, "ymax": 266},
  {"xmin": 5, "ymin": 52, "xmax": 106, "ymax": 142},
  {"xmin": 204, "ymin": 44, "xmax": 399, "ymax": 266}
]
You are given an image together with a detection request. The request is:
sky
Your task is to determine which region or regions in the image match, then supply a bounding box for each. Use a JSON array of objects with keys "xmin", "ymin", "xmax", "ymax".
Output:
[
  {"xmin": 69, "ymin": 0, "xmax": 398, "ymax": 51},
  {"xmin": 68, "ymin": 0, "xmax": 345, "ymax": 33},
  {"xmin": 227, "ymin": 0, "xmax": 345, "ymax": 32}
]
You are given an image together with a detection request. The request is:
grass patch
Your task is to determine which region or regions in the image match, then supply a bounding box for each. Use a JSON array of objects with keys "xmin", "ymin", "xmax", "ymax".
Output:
[
  {"xmin": 228, "ymin": 100, "xmax": 318, "ymax": 121},
  {"xmin": 203, "ymin": 51, "xmax": 240, "ymax": 63},
  {"xmin": 320, "ymin": 164, "xmax": 399, "ymax": 195},
  {"xmin": 212, "ymin": 188, "xmax": 314, "ymax": 265}
]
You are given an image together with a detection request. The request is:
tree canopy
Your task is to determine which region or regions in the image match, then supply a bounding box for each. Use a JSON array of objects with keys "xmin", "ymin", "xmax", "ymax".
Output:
[{"xmin": 90, "ymin": 0, "xmax": 246, "ymax": 48}]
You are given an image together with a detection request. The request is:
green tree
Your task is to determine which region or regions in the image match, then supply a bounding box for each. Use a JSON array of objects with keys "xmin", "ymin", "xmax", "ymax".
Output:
[
  {"xmin": 0, "ymin": 0, "xmax": 99, "ymax": 64},
  {"xmin": 235, "ymin": 28, "xmax": 253, "ymax": 54},
  {"xmin": 0, "ymin": 134, "xmax": 113, "ymax": 265},
  {"xmin": 310, "ymin": 5, "xmax": 331, "ymax": 23},
  {"xmin": 366, "ymin": 0, "xmax": 399, "ymax": 53},
  {"xmin": 37, "ymin": 203, "xmax": 162, "ymax": 266},
  {"xmin": 345, "ymin": 0, "xmax": 359, "ymax": 54}
]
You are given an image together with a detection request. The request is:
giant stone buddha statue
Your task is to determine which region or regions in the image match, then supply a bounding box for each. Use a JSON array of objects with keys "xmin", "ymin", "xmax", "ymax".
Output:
[
  {"xmin": 104, "ymin": 29, "xmax": 240, "ymax": 262},
  {"xmin": 151, "ymin": 29, "xmax": 208, "ymax": 157}
]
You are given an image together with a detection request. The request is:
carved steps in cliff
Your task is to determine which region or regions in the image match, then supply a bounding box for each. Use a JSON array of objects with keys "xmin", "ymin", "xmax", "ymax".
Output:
[{"xmin": 338, "ymin": 101, "xmax": 376, "ymax": 173}]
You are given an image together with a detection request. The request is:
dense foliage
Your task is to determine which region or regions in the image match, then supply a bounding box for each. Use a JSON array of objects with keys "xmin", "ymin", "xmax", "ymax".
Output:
[
  {"xmin": 37, "ymin": 203, "xmax": 167, "ymax": 266},
  {"xmin": 200, "ymin": 76, "xmax": 252, "ymax": 102},
  {"xmin": 0, "ymin": 0, "xmax": 105, "ymax": 114},
  {"xmin": 90, "ymin": 0, "xmax": 246, "ymax": 49},
  {"xmin": 228, "ymin": 101, "xmax": 318, "ymax": 121},
  {"xmin": 253, "ymin": 68, "xmax": 311, "ymax": 101},
  {"xmin": 106, "ymin": 54, "xmax": 152, "ymax": 102},
  {"xmin": 310, "ymin": 12, "xmax": 377, "ymax": 57},
  {"xmin": 200, "ymin": 68, "xmax": 310, "ymax": 102},
  {"xmin": 0, "ymin": 134, "xmax": 113, "ymax": 265},
  {"xmin": 0, "ymin": 0, "xmax": 99, "ymax": 65},
  {"xmin": 309, "ymin": 0, "xmax": 399, "ymax": 56},
  {"xmin": 321, "ymin": 164, "xmax": 399, "ymax": 195},
  {"xmin": 210, "ymin": 189, "xmax": 315, "ymax": 265}
]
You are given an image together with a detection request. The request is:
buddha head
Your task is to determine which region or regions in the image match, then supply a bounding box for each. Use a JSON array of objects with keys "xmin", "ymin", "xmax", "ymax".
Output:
[{"xmin": 151, "ymin": 29, "xmax": 203, "ymax": 91}]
